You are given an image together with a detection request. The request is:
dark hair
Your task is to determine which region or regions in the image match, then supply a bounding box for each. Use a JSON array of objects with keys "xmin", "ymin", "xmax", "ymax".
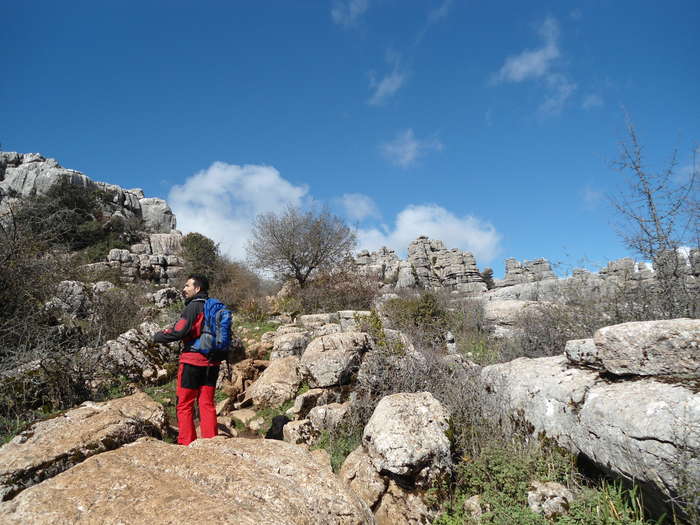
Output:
[{"xmin": 187, "ymin": 274, "xmax": 210, "ymax": 293}]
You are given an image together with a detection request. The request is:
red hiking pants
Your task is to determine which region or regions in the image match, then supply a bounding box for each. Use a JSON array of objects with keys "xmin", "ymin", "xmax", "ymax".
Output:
[{"xmin": 176, "ymin": 362, "xmax": 218, "ymax": 445}]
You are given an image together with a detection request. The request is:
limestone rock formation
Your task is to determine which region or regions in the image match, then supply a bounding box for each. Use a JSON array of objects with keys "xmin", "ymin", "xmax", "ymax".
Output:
[
  {"xmin": 340, "ymin": 447, "xmax": 388, "ymax": 510},
  {"xmin": 493, "ymin": 257, "xmax": 557, "ymax": 288},
  {"xmin": 0, "ymin": 437, "xmax": 374, "ymax": 524},
  {"xmin": 593, "ymin": 319, "xmax": 700, "ymax": 377},
  {"xmin": 90, "ymin": 321, "xmax": 179, "ymax": 383},
  {"xmin": 0, "ymin": 152, "xmax": 176, "ymax": 234},
  {"xmin": 242, "ymin": 356, "xmax": 301, "ymax": 408},
  {"xmin": 0, "ymin": 393, "xmax": 167, "ymax": 501},
  {"xmin": 362, "ymin": 392, "xmax": 451, "ymax": 487},
  {"xmin": 271, "ymin": 332, "xmax": 311, "ymax": 360},
  {"xmin": 481, "ymin": 354, "xmax": 700, "ymax": 515},
  {"xmin": 300, "ymin": 332, "xmax": 372, "ymax": 388}
]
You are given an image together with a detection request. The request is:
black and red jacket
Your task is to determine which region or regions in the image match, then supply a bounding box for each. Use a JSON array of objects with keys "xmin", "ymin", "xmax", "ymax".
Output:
[{"xmin": 153, "ymin": 292, "xmax": 218, "ymax": 367}]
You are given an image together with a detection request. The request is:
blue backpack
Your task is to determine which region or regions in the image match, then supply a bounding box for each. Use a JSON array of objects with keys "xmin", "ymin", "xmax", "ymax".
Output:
[{"xmin": 192, "ymin": 298, "xmax": 233, "ymax": 362}]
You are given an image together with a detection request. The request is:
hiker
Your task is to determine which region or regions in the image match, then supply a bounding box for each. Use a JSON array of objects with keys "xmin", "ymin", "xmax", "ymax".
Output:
[{"xmin": 153, "ymin": 274, "xmax": 220, "ymax": 445}]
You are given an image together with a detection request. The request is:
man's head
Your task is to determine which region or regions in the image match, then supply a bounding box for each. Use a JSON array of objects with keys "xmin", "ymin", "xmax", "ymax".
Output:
[{"xmin": 182, "ymin": 274, "xmax": 209, "ymax": 299}]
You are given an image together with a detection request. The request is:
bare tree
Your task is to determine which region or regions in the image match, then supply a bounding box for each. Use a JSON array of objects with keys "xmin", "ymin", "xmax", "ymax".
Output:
[
  {"xmin": 610, "ymin": 118, "xmax": 699, "ymax": 318},
  {"xmin": 247, "ymin": 206, "xmax": 356, "ymax": 288}
]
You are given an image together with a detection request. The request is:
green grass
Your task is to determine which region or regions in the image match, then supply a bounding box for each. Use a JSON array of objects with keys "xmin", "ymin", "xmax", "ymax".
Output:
[
  {"xmin": 143, "ymin": 378, "xmax": 178, "ymax": 425},
  {"xmin": 311, "ymin": 427, "xmax": 363, "ymax": 473},
  {"xmin": 434, "ymin": 442, "xmax": 665, "ymax": 525},
  {"xmin": 234, "ymin": 319, "xmax": 279, "ymax": 340}
]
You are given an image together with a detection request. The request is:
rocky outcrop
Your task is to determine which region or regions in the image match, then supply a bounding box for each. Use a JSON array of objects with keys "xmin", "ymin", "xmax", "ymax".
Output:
[
  {"xmin": 90, "ymin": 321, "xmax": 179, "ymax": 383},
  {"xmin": 0, "ymin": 152, "xmax": 176, "ymax": 234},
  {"xmin": 481, "ymin": 351, "xmax": 700, "ymax": 515},
  {"xmin": 593, "ymin": 319, "xmax": 700, "ymax": 377},
  {"xmin": 0, "ymin": 393, "xmax": 168, "ymax": 501},
  {"xmin": 0, "ymin": 437, "xmax": 374, "ymax": 524},
  {"xmin": 494, "ymin": 257, "xmax": 556, "ymax": 288},
  {"xmin": 271, "ymin": 332, "xmax": 311, "ymax": 360},
  {"xmin": 241, "ymin": 356, "xmax": 301, "ymax": 408},
  {"xmin": 362, "ymin": 392, "xmax": 451, "ymax": 487},
  {"xmin": 356, "ymin": 236, "xmax": 486, "ymax": 293},
  {"xmin": 300, "ymin": 332, "xmax": 372, "ymax": 388}
]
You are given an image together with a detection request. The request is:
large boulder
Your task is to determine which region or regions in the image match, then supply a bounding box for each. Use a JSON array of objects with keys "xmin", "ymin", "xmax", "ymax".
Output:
[
  {"xmin": 243, "ymin": 356, "xmax": 301, "ymax": 408},
  {"xmin": 138, "ymin": 197, "xmax": 176, "ymax": 233},
  {"xmin": 481, "ymin": 355, "xmax": 700, "ymax": 515},
  {"xmin": 0, "ymin": 437, "xmax": 374, "ymax": 524},
  {"xmin": 298, "ymin": 313, "xmax": 340, "ymax": 328},
  {"xmin": 593, "ymin": 319, "xmax": 700, "ymax": 377},
  {"xmin": 44, "ymin": 280, "xmax": 90, "ymax": 318},
  {"xmin": 301, "ymin": 332, "xmax": 372, "ymax": 388},
  {"xmin": 362, "ymin": 392, "xmax": 451, "ymax": 487},
  {"xmin": 0, "ymin": 393, "xmax": 168, "ymax": 501}
]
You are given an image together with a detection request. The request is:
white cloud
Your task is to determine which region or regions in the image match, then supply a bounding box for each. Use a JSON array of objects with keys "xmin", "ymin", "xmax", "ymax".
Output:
[
  {"xmin": 338, "ymin": 193, "xmax": 380, "ymax": 221},
  {"xmin": 331, "ymin": 0, "xmax": 369, "ymax": 27},
  {"xmin": 539, "ymin": 73, "xmax": 577, "ymax": 116},
  {"xmin": 493, "ymin": 16, "xmax": 560, "ymax": 83},
  {"xmin": 581, "ymin": 185, "xmax": 603, "ymax": 209},
  {"xmin": 582, "ymin": 94, "xmax": 604, "ymax": 110},
  {"xmin": 168, "ymin": 162, "xmax": 308, "ymax": 260},
  {"xmin": 357, "ymin": 204, "xmax": 501, "ymax": 263},
  {"xmin": 368, "ymin": 51, "xmax": 406, "ymax": 106},
  {"xmin": 428, "ymin": 0, "xmax": 453, "ymax": 24},
  {"xmin": 381, "ymin": 128, "xmax": 443, "ymax": 168}
]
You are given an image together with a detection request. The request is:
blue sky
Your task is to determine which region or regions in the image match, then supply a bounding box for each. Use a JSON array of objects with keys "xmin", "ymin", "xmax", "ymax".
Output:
[{"xmin": 2, "ymin": 1, "xmax": 698, "ymax": 277}]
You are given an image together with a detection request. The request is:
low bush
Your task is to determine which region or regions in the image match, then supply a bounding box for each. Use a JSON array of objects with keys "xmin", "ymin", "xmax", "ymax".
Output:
[{"xmin": 290, "ymin": 267, "xmax": 380, "ymax": 314}]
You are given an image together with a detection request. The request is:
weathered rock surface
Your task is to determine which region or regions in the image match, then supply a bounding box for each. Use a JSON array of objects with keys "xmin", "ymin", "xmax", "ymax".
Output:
[
  {"xmin": 362, "ymin": 392, "xmax": 451, "ymax": 486},
  {"xmin": 0, "ymin": 152, "xmax": 176, "ymax": 235},
  {"xmin": 90, "ymin": 322, "xmax": 178, "ymax": 383},
  {"xmin": 271, "ymin": 332, "xmax": 311, "ymax": 360},
  {"xmin": 44, "ymin": 280, "xmax": 90, "ymax": 318},
  {"xmin": 0, "ymin": 437, "xmax": 374, "ymax": 524},
  {"xmin": 565, "ymin": 338, "xmax": 600, "ymax": 366},
  {"xmin": 283, "ymin": 419, "xmax": 318, "ymax": 446},
  {"xmin": 308, "ymin": 402, "xmax": 350, "ymax": 433},
  {"xmin": 483, "ymin": 299, "xmax": 540, "ymax": 337},
  {"xmin": 340, "ymin": 447, "xmax": 388, "ymax": 509},
  {"xmin": 527, "ymin": 481, "xmax": 574, "ymax": 519},
  {"xmin": 593, "ymin": 319, "xmax": 700, "ymax": 377},
  {"xmin": 494, "ymin": 257, "xmax": 556, "ymax": 288},
  {"xmin": 373, "ymin": 480, "xmax": 434, "ymax": 525},
  {"xmin": 286, "ymin": 388, "xmax": 327, "ymax": 420},
  {"xmin": 301, "ymin": 332, "xmax": 372, "ymax": 388},
  {"xmin": 299, "ymin": 313, "xmax": 341, "ymax": 328},
  {"xmin": 243, "ymin": 356, "xmax": 301, "ymax": 408},
  {"xmin": 481, "ymin": 355, "xmax": 700, "ymax": 513},
  {"xmin": 0, "ymin": 393, "xmax": 167, "ymax": 501}
]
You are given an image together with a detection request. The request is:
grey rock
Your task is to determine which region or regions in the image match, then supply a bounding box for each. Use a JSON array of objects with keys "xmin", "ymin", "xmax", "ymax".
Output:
[
  {"xmin": 527, "ymin": 481, "xmax": 574, "ymax": 519},
  {"xmin": 271, "ymin": 332, "xmax": 311, "ymax": 360},
  {"xmin": 481, "ymin": 355, "xmax": 700, "ymax": 515},
  {"xmin": 244, "ymin": 356, "xmax": 301, "ymax": 408},
  {"xmin": 594, "ymin": 319, "xmax": 700, "ymax": 377},
  {"xmin": 285, "ymin": 388, "xmax": 327, "ymax": 420},
  {"xmin": 301, "ymin": 332, "xmax": 372, "ymax": 388},
  {"xmin": 298, "ymin": 313, "xmax": 341, "ymax": 328},
  {"xmin": 308, "ymin": 402, "xmax": 350, "ymax": 433},
  {"xmin": 138, "ymin": 197, "xmax": 176, "ymax": 233},
  {"xmin": 564, "ymin": 338, "xmax": 600, "ymax": 367},
  {"xmin": 362, "ymin": 392, "xmax": 451, "ymax": 486}
]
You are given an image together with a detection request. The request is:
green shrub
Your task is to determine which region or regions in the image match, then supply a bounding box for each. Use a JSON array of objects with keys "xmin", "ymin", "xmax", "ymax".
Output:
[{"xmin": 311, "ymin": 427, "xmax": 363, "ymax": 472}]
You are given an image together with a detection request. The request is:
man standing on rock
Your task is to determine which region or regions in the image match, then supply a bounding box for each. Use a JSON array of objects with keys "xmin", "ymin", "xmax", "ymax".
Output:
[{"xmin": 153, "ymin": 274, "xmax": 219, "ymax": 445}]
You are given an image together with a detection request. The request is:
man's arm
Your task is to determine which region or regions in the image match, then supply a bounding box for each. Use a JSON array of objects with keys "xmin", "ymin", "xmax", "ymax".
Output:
[{"xmin": 153, "ymin": 301, "xmax": 200, "ymax": 344}]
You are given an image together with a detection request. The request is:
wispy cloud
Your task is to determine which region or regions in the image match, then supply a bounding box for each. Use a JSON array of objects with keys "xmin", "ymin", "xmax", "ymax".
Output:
[
  {"xmin": 357, "ymin": 204, "xmax": 502, "ymax": 263},
  {"xmin": 582, "ymin": 94, "xmax": 604, "ymax": 110},
  {"xmin": 168, "ymin": 162, "xmax": 308, "ymax": 259},
  {"xmin": 381, "ymin": 129, "xmax": 444, "ymax": 168},
  {"xmin": 368, "ymin": 51, "xmax": 407, "ymax": 106},
  {"xmin": 428, "ymin": 0, "xmax": 453, "ymax": 24},
  {"xmin": 492, "ymin": 16, "xmax": 577, "ymax": 116},
  {"xmin": 539, "ymin": 73, "xmax": 577, "ymax": 116},
  {"xmin": 337, "ymin": 193, "xmax": 380, "ymax": 221},
  {"xmin": 331, "ymin": 0, "xmax": 369, "ymax": 27},
  {"xmin": 581, "ymin": 185, "xmax": 603, "ymax": 210},
  {"xmin": 493, "ymin": 16, "xmax": 560, "ymax": 84}
]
